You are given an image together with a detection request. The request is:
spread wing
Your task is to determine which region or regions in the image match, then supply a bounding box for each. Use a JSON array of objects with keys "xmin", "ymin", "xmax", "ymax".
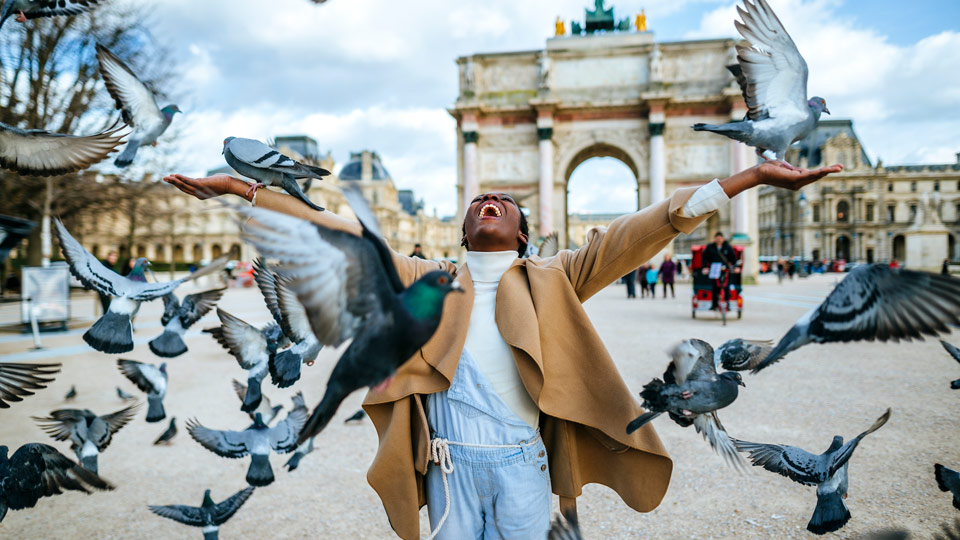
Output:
[
  {"xmin": 342, "ymin": 185, "xmax": 404, "ymax": 294},
  {"xmin": 127, "ymin": 256, "xmax": 228, "ymax": 302},
  {"xmin": 214, "ymin": 309, "xmax": 269, "ymax": 370},
  {"xmin": 733, "ymin": 0, "xmax": 809, "ymax": 123},
  {"xmin": 666, "ymin": 340, "xmax": 716, "ymax": 385},
  {"xmin": 148, "ymin": 504, "xmax": 205, "ymax": 526},
  {"xmin": 231, "ymin": 379, "xmax": 249, "ymax": 403},
  {"xmin": 212, "ymin": 486, "xmax": 256, "ymax": 525},
  {"xmin": 100, "ymin": 402, "xmax": 142, "ymax": 438},
  {"xmin": 716, "ymin": 338, "xmax": 774, "ymax": 371},
  {"xmin": 117, "ymin": 359, "xmax": 164, "ymax": 394},
  {"xmin": 0, "ymin": 362, "xmax": 60, "ymax": 408},
  {"xmin": 185, "ymin": 419, "xmax": 250, "ymax": 458},
  {"xmin": 734, "ymin": 438, "xmax": 822, "ymax": 485},
  {"xmin": 829, "ymin": 408, "xmax": 891, "ymax": 476},
  {"xmin": 693, "ymin": 413, "xmax": 747, "ymax": 471},
  {"xmin": 21, "ymin": 0, "xmax": 104, "ymax": 20},
  {"xmin": 275, "ymin": 277, "xmax": 317, "ymax": 344},
  {"xmin": 95, "ymin": 44, "xmax": 162, "ymax": 128},
  {"xmin": 54, "ymin": 219, "xmax": 132, "ymax": 297},
  {"xmin": 32, "ymin": 409, "xmax": 85, "ymax": 442},
  {"xmin": 253, "ymin": 258, "xmax": 284, "ymax": 327},
  {"xmin": 538, "ymin": 231, "xmax": 560, "ymax": 259},
  {"xmin": 159, "ymin": 293, "xmax": 180, "ymax": 326},
  {"xmin": 0, "ymin": 121, "xmax": 125, "ymax": 177},
  {"xmin": 268, "ymin": 406, "xmax": 309, "ymax": 453},
  {"xmin": 4, "ymin": 443, "xmax": 112, "ymax": 511},
  {"xmin": 179, "ymin": 288, "xmax": 225, "ymax": 327}
]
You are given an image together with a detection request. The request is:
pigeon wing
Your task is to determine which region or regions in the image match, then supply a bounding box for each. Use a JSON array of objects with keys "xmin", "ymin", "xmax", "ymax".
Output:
[
  {"xmin": 829, "ymin": 408, "xmax": 891, "ymax": 476},
  {"xmin": 227, "ymin": 138, "xmax": 295, "ymax": 170},
  {"xmin": 148, "ymin": 504, "xmax": 205, "ymax": 526},
  {"xmin": 95, "ymin": 44, "xmax": 162, "ymax": 128},
  {"xmin": 4, "ymin": 443, "xmax": 112, "ymax": 511},
  {"xmin": 252, "ymin": 258, "xmax": 284, "ymax": 327},
  {"xmin": 212, "ymin": 486, "xmax": 256, "ymax": 525},
  {"xmin": 159, "ymin": 293, "xmax": 180, "ymax": 327},
  {"xmin": 178, "ymin": 288, "xmax": 225, "ymax": 327},
  {"xmin": 54, "ymin": 219, "xmax": 131, "ymax": 297},
  {"xmin": 32, "ymin": 409, "xmax": 85, "ymax": 442},
  {"xmin": 342, "ymin": 184, "xmax": 405, "ymax": 294},
  {"xmin": 127, "ymin": 257, "xmax": 229, "ymax": 302},
  {"xmin": 274, "ymin": 277, "xmax": 317, "ymax": 344},
  {"xmin": 667, "ymin": 340, "xmax": 717, "ymax": 385},
  {"xmin": 716, "ymin": 338, "xmax": 774, "ymax": 371},
  {"xmin": 693, "ymin": 412, "xmax": 747, "ymax": 471},
  {"xmin": 0, "ymin": 362, "xmax": 60, "ymax": 408},
  {"xmin": 214, "ymin": 309, "xmax": 269, "ymax": 370},
  {"xmin": 734, "ymin": 439, "xmax": 821, "ymax": 485},
  {"xmin": 0, "ymin": 122, "xmax": 124, "ymax": 177},
  {"xmin": 185, "ymin": 419, "xmax": 249, "ymax": 458},
  {"xmin": 100, "ymin": 402, "xmax": 142, "ymax": 438},
  {"xmin": 941, "ymin": 340, "xmax": 960, "ymax": 365},
  {"xmin": 538, "ymin": 231, "xmax": 560, "ymax": 258},
  {"xmin": 21, "ymin": 0, "xmax": 104, "ymax": 20},
  {"xmin": 268, "ymin": 406, "xmax": 309, "ymax": 453},
  {"xmin": 231, "ymin": 379, "xmax": 248, "ymax": 403},
  {"xmin": 117, "ymin": 360, "xmax": 162, "ymax": 394}
]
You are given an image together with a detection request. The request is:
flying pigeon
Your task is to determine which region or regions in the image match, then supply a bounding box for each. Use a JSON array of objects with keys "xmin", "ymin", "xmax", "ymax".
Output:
[
  {"xmin": 235, "ymin": 185, "xmax": 462, "ymax": 444},
  {"xmin": 0, "ymin": 443, "xmax": 113, "ymax": 523},
  {"xmin": 626, "ymin": 339, "xmax": 747, "ymax": 469},
  {"xmin": 735, "ymin": 408, "xmax": 891, "ymax": 535},
  {"xmin": 716, "ymin": 338, "xmax": 774, "ymax": 371},
  {"xmin": 344, "ymin": 409, "xmax": 366, "ymax": 424},
  {"xmin": 64, "ymin": 385, "xmax": 77, "ymax": 401},
  {"xmin": 95, "ymin": 44, "xmax": 180, "ymax": 168},
  {"xmin": 939, "ymin": 341, "xmax": 960, "ymax": 389},
  {"xmin": 753, "ymin": 264, "xmax": 960, "ymax": 373},
  {"xmin": 55, "ymin": 219, "xmax": 225, "ymax": 353},
  {"xmin": 32, "ymin": 402, "xmax": 140, "ymax": 473},
  {"xmin": 537, "ymin": 231, "xmax": 560, "ymax": 259},
  {"xmin": 0, "ymin": 121, "xmax": 125, "ymax": 176},
  {"xmin": 208, "ymin": 308, "xmax": 280, "ymax": 413},
  {"xmin": 936, "ymin": 463, "xmax": 960, "ymax": 511},
  {"xmin": 154, "ymin": 418, "xmax": 178, "ymax": 446},
  {"xmin": 117, "ymin": 359, "xmax": 167, "ymax": 423},
  {"xmin": 222, "ymin": 137, "xmax": 329, "ymax": 211},
  {"xmin": 186, "ymin": 408, "xmax": 308, "ymax": 487},
  {"xmin": 0, "ymin": 0, "xmax": 105, "ymax": 33},
  {"xmin": 548, "ymin": 510, "xmax": 583, "ymax": 540},
  {"xmin": 116, "ymin": 386, "xmax": 136, "ymax": 401},
  {"xmin": 283, "ymin": 393, "xmax": 314, "ymax": 472},
  {"xmin": 148, "ymin": 288, "xmax": 225, "ymax": 358},
  {"xmin": 149, "ymin": 486, "xmax": 255, "ymax": 540},
  {"xmin": 0, "ymin": 362, "xmax": 60, "ymax": 408},
  {"xmin": 231, "ymin": 379, "xmax": 282, "ymax": 425},
  {"xmin": 692, "ymin": 0, "xmax": 829, "ymax": 164}
]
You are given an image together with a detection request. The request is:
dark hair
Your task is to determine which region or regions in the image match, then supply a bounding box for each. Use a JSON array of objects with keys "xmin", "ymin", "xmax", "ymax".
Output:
[
  {"xmin": 714, "ymin": 232, "xmax": 724, "ymax": 238},
  {"xmin": 462, "ymin": 202, "xmax": 529, "ymax": 257}
]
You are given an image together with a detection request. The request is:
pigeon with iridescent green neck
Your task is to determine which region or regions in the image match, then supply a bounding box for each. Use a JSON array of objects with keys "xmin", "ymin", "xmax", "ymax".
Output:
[{"xmin": 149, "ymin": 487, "xmax": 254, "ymax": 540}]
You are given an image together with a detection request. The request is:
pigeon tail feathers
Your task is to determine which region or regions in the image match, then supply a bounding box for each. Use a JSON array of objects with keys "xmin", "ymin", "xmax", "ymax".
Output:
[
  {"xmin": 936, "ymin": 463, "xmax": 952, "ymax": 492},
  {"xmin": 807, "ymin": 490, "xmax": 850, "ymax": 535},
  {"xmin": 83, "ymin": 311, "xmax": 133, "ymax": 354},
  {"xmin": 203, "ymin": 529, "xmax": 219, "ymax": 540},
  {"xmin": 269, "ymin": 349, "xmax": 303, "ymax": 388},
  {"xmin": 241, "ymin": 377, "xmax": 263, "ymax": 413},
  {"xmin": 638, "ymin": 378, "xmax": 670, "ymax": 410},
  {"xmin": 80, "ymin": 454, "xmax": 99, "ymax": 474},
  {"xmin": 146, "ymin": 396, "xmax": 166, "ymax": 423},
  {"xmin": 114, "ymin": 140, "xmax": 140, "ymax": 168},
  {"xmin": 626, "ymin": 411, "xmax": 661, "ymax": 434},
  {"xmin": 280, "ymin": 178, "xmax": 324, "ymax": 212},
  {"xmin": 148, "ymin": 330, "xmax": 188, "ymax": 358},
  {"xmin": 246, "ymin": 454, "xmax": 274, "ymax": 486},
  {"xmin": 692, "ymin": 121, "xmax": 754, "ymax": 144}
]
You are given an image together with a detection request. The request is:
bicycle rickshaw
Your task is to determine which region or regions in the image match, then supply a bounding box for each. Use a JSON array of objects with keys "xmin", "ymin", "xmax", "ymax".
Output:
[{"xmin": 690, "ymin": 244, "xmax": 743, "ymax": 324}]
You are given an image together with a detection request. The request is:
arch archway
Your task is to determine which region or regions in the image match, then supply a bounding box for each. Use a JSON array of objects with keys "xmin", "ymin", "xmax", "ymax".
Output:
[
  {"xmin": 835, "ymin": 235, "xmax": 850, "ymax": 260},
  {"xmin": 562, "ymin": 143, "xmax": 641, "ymax": 249},
  {"xmin": 892, "ymin": 235, "xmax": 905, "ymax": 262}
]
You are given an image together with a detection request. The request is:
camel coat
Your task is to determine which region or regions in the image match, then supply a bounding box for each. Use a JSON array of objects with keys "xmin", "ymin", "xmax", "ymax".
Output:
[{"xmin": 253, "ymin": 186, "xmax": 713, "ymax": 539}]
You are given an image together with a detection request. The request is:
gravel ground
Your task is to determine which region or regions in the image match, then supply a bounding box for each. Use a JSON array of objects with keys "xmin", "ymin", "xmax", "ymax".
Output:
[{"xmin": 0, "ymin": 273, "xmax": 955, "ymax": 539}]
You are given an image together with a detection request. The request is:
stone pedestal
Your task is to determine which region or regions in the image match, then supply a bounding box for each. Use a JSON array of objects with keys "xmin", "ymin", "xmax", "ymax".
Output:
[{"xmin": 905, "ymin": 226, "xmax": 949, "ymax": 272}]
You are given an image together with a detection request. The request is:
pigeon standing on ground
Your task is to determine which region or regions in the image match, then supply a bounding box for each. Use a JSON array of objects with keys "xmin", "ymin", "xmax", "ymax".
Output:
[
  {"xmin": 117, "ymin": 360, "xmax": 167, "ymax": 423},
  {"xmin": 0, "ymin": 443, "xmax": 113, "ymax": 523},
  {"xmin": 752, "ymin": 265, "xmax": 960, "ymax": 372},
  {"xmin": 64, "ymin": 385, "xmax": 77, "ymax": 401},
  {"xmin": 0, "ymin": 0, "xmax": 106, "ymax": 33},
  {"xmin": 149, "ymin": 486, "xmax": 255, "ymax": 540},
  {"xmin": 935, "ymin": 464, "xmax": 960, "ymax": 510},
  {"xmin": 208, "ymin": 308, "xmax": 279, "ymax": 413},
  {"xmin": 254, "ymin": 259, "xmax": 319, "ymax": 388},
  {"xmin": 32, "ymin": 403, "xmax": 140, "ymax": 473},
  {"xmin": 148, "ymin": 289, "xmax": 225, "ymax": 358},
  {"xmin": 222, "ymin": 137, "xmax": 329, "ymax": 211},
  {"xmin": 716, "ymin": 338, "xmax": 774, "ymax": 371},
  {"xmin": 235, "ymin": 185, "xmax": 462, "ymax": 444},
  {"xmin": 939, "ymin": 341, "xmax": 960, "ymax": 389},
  {"xmin": 626, "ymin": 339, "xmax": 747, "ymax": 469},
  {"xmin": 692, "ymin": 0, "xmax": 829, "ymax": 164},
  {"xmin": 735, "ymin": 408, "xmax": 891, "ymax": 535},
  {"xmin": 231, "ymin": 379, "xmax": 282, "ymax": 425},
  {"xmin": 95, "ymin": 44, "xmax": 181, "ymax": 168},
  {"xmin": 116, "ymin": 387, "xmax": 136, "ymax": 401},
  {"xmin": 0, "ymin": 121, "xmax": 125, "ymax": 176},
  {"xmin": 0, "ymin": 363, "xmax": 60, "ymax": 408},
  {"xmin": 154, "ymin": 418, "xmax": 178, "ymax": 446}
]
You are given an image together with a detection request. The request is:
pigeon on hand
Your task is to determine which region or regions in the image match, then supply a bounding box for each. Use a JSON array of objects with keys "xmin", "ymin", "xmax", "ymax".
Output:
[
  {"xmin": 939, "ymin": 341, "xmax": 960, "ymax": 389},
  {"xmin": 0, "ymin": 0, "xmax": 105, "ymax": 33},
  {"xmin": 64, "ymin": 385, "xmax": 77, "ymax": 401},
  {"xmin": 344, "ymin": 409, "xmax": 366, "ymax": 424},
  {"xmin": 207, "ymin": 308, "xmax": 280, "ymax": 413},
  {"xmin": 735, "ymin": 408, "xmax": 891, "ymax": 535},
  {"xmin": 55, "ymin": 219, "xmax": 226, "ymax": 353},
  {"xmin": 32, "ymin": 402, "xmax": 140, "ymax": 474},
  {"xmin": 753, "ymin": 265, "xmax": 960, "ymax": 372},
  {"xmin": 148, "ymin": 288, "xmax": 225, "ymax": 358},
  {"xmin": 154, "ymin": 418, "xmax": 178, "ymax": 446},
  {"xmin": 0, "ymin": 443, "xmax": 113, "ymax": 523},
  {"xmin": 548, "ymin": 510, "xmax": 583, "ymax": 540},
  {"xmin": 95, "ymin": 44, "xmax": 180, "ymax": 168},
  {"xmin": 692, "ymin": 0, "xmax": 828, "ymax": 164},
  {"xmin": 116, "ymin": 387, "xmax": 136, "ymax": 401},
  {"xmin": 0, "ymin": 121, "xmax": 125, "ymax": 176},
  {"xmin": 149, "ymin": 486, "xmax": 255, "ymax": 540},
  {"xmin": 231, "ymin": 379, "xmax": 282, "ymax": 425},
  {"xmin": 0, "ymin": 362, "xmax": 59, "ymax": 408},
  {"xmin": 935, "ymin": 463, "xmax": 960, "ymax": 511},
  {"xmin": 186, "ymin": 407, "xmax": 308, "ymax": 487},
  {"xmin": 235, "ymin": 185, "xmax": 462, "ymax": 444},
  {"xmin": 716, "ymin": 338, "xmax": 774, "ymax": 371},
  {"xmin": 222, "ymin": 137, "xmax": 329, "ymax": 211},
  {"xmin": 117, "ymin": 360, "xmax": 167, "ymax": 423},
  {"xmin": 537, "ymin": 231, "xmax": 560, "ymax": 259}
]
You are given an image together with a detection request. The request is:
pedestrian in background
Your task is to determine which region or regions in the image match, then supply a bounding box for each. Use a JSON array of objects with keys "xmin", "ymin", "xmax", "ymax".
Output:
[
  {"xmin": 637, "ymin": 263, "xmax": 650, "ymax": 298},
  {"xmin": 411, "ymin": 243, "xmax": 426, "ymax": 259},
  {"xmin": 622, "ymin": 269, "xmax": 637, "ymax": 298},
  {"xmin": 659, "ymin": 254, "xmax": 676, "ymax": 298},
  {"xmin": 645, "ymin": 265, "xmax": 658, "ymax": 297}
]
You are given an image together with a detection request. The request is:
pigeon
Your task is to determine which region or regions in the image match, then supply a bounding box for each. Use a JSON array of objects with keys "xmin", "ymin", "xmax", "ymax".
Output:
[
  {"xmin": 231, "ymin": 379, "xmax": 282, "ymax": 425},
  {"xmin": 117, "ymin": 359, "xmax": 167, "ymax": 423},
  {"xmin": 344, "ymin": 409, "xmax": 366, "ymax": 423},
  {"xmin": 0, "ymin": 121, "xmax": 125, "ymax": 176},
  {"xmin": 95, "ymin": 44, "xmax": 181, "ymax": 168},
  {"xmin": 626, "ymin": 339, "xmax": 747, "ymax": 469},
  {"xmin": 149, "ymin": 486, "xmax": 255, "ymax": 540},
  {"xmin": 32, "ymin": 403, "xmax": 140, "ymax": 474},
  {"xmin": 935, "ymin": 463, "xmax": 960, "ymax": 511},
  {"xmin": 55, "ymin": 219, "xmax": 226, "ymax": 353},
  {"xmin": 940, "ymin": 341, "xmax": 960, "ymax": 389},
  {"xmin": 283, "ymin": 393, "xmax": 314, "ymax": 472},
  {"xmin": 154, "ymin": 418, "xmax": 178, "ymax": 446},
  {"xmin": 0, "ymin": 443, "xmax": 113, "ymax": 523},
  {"xmin": 208, "ymin": 308, "xmax": 280, "ymax": 413},
  {"xmin": 64, "ymin": 385, "xmax": 77, "ymax": 401},
  {"xmin": 692, "ymin": 0, "xmax": 829, "ymax": 163},
  {"xmin": 116, "ymin": 386, "xmax": 136, "ymax": 401},
  {"xmin": 753, "ymin": 264, "xmax": 960, "ymax": 372},
  {"xmin": 548, "ymin": 510, "xmax": 583, "ymax": 540},
  {"xmin": 716, "ymin": 338, "xmax": 774, "ymax": 371},
  {"xmin": 186, "ymin": 407, "xmax": 308, "ymax": 487},
  {"xmin": 234, "ymin": 185, "xmax": 462, "ymax": 444},
  {"xmin": 148, "ymin": 288, "xmax": 225, "ymax": 358},
  {"xmin": 735, "ymin": 408, "xmax": 891, "ymax": 535},
  {"xmin": 0, "ymin": 0, "xmax": 105, "ymax": 33},
  {"xmin": 538, "ymin": 231, "xmax": 560, "ymax": 259},
  {"xmin": 222, "ymin": 136, "xmax": 329, "ymax": 211},
  {"xmin": 0, "ymin": 362, "xmax": 60, "ymax": 408},
  {"xmin": 254, "ymin": 258, "xmax": 319, "ymax": 388}
]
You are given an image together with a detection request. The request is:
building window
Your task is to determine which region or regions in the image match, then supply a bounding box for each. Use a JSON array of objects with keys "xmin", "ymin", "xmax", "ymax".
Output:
[
  {"xmin": 888, "ymin": 183, "xmax": 894, "ymax": 192},
  {"xmin": 865, "ymin": 203, "xmax": 874, "ymax": 222},
  {"xmin": 955, "ymin": 203, "xmax": 960, "ymax": 219},
  {"xmin": 887, "ymin": 205, "xmax": 895, "ymax": 222},
  {"xmin": 909, "ymin": 204, "xmax": 917, "ymax": 222},
  {"xmin": 812, "ymin": 204, "xmax": 820, "ymax": 222},
  {"xmin": 837, "ymin": 200, "xmax": 849, "ymax": 222},
  {"xmin": 911, "ymin": 182, "xmax": 917, "ymax": 192},
  {"xmin": 935, "ymin": 181, "xmax": 940, "ymax": 191}
]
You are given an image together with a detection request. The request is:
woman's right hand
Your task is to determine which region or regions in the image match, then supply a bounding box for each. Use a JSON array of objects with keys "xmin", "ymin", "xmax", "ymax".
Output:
[{"xmin": 163, "ymin": 173, "xmax": 249, "ymax": 201}]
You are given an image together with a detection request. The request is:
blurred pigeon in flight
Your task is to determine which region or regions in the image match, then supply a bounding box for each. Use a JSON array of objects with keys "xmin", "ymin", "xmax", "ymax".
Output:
[
  {"xmin": 117, "ymin": 359, "xmax": 167, "ymax": 423},
  {"xmin": 148, "ymin": 288, "xmax": 225, "ymax": 358},
  {"xmin": 939, "ymin": 341, "xmax": 960, "ymax": 389},
  {"xmin": 283, "ymin": 392, "xmax": 314, "ymax": 472},
  {"xmin": 0, "ymin": 362, "xmax": 60, "ymax": 408},
  {"xmin": 95, "ymin": 44, "xmax": 180, "ymax": 168},
  {"xmin": 222, "ymin": 137, "xmax": 329, "ymax": 211},
  {"xmin": 0, "ymin": 443, "xmax": 113, "ymax": 523},
  {"xmin": 754, "ymin": 265, "xmax": 960, "ymax": 372},
  {"xmin": 208, "ymin": 308, "xmax": 279, "ymax": 413},
  {"xmin": 344, "ymin": 409, "xmax": 366, "ymax": 424},
  {"xmin": 537, "ymin": 231, "xmax": 560, "ymax": 259},
  {"xmin": 626, "ymin": 339, "xmax": 747, "ymax": 469},
  {"xmin": 0, "ymin": 0, "xmax": 105, "ymax": 33},
  {"xmin": 149, "ymin": 486, "xmax": 255, "ymax": 540},
  {"xmin": 0, "ymin": 121, "xmax": 125, "ymax": 176},
  {"xmin": 735, "ymin": 408, "xmax": 891, "ymax": 535},
  {"xmin": 64, "ymin": 385, "xmax": 77, "ymax": 401},
  {"xmin": 936, "ymin": 463, "xmax": 960, "ymax": 511},
  {"xmin": 716, "ymin": 338, "xmax": 774, "ymax": 371},
  {"xmin": 116, "ymin": 387, "xmax": 136, "ymax": 401},
  {"xmin": 548, "ymin": 510, "xmax": 583, "ymax": 540},
  {"xmin": 692, "ymin": 0, "xmax": 829, "ymax": 163},
  {"xmin": 154, "ymin": 418, "xmax": 178, "ymax": 446},
  {"xmin": 32, "ymin": 402, "xmax": 140, "ymax": 473},
  {"xmin": 254, "ymin": 259, "xmax": 319, "ymax": 388},
  {"xmin": 231, "ymin": 379, "xmax": 282, "ymax": 425},
  {"xmin": 236, "ymin": 185, "xmax": 462, "ymax": 444}
]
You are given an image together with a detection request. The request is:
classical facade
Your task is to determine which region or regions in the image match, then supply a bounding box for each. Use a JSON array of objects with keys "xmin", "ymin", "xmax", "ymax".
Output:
[{"xmin": 758, "ymin": 120, "xmax": 960, "ymax": 269}]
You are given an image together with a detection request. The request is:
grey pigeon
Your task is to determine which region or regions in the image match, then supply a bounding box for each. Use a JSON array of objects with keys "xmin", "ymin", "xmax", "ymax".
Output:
[
  {"xmin": 235, "ymin": 185, "xmax": 462, "ymax": 444},
  {"xmin": 936, "ymin": 463, "xmax": 960, "ymax": 511},
  {"xmin": 116, "ymin": 386, "xmax": 136, "ymax": 401},
  {"xmin": 148, "ymin": 288, "xmax": 225, "ymax": 358},
  {"xmin": 154, "ymin": 418, "xmax": 178, "ymax": 446},
  {"xmin": 149, "ymin": 486, "xmax": 255, "ymax": 540},
  {"xmin": 55, "ymin": 218, "xmax": 226, "ymax": 353},
  {"xmin": 117, "ymin": 359, "xmax": 167, "ymax": 423},
  {"xmin": 754, "ymin": 265, "xmax": 960, "ymax": 372},
  {"xmin": 538, "ymin": 231, "xmax": 560, "ymax": 259},
  {"xmin": 95, "ymin": 44, "xmax": 180, "ymax": 168},
  {"xmin": 222, "ymin": 136, "xmax": 329, "ymax": 211},
  {"xmin": 940, "ymin": 341, "xmax": 960, "ymax": 389},
  {"xmin": 0, "ymin": 443, "xmax": 113, "ymax": 523},
  {"xmin": 0, "ymin": 0, "xmax": 105, "ymax": 33},
  {"xmin": 64, "ymin": 385, "xmax": 77, "ymax": 401},
  {"xmin": 0, "ymin": 121, "xmax": 125, "ymax": 176},
  {"xmin": 692, "ymin": 0, "xmax": 829, "ymax": 163},
  {"xmin": 283, "ymin": 393, "xmax": 314, "ymax": 472},
  {"xmin": 626, "ymin": 339, "xmax": 747, "ymax": 469},
  {"xmin": 208, "ymin": 308, "xmax": 279, "ymax": 413},
  {"xmin": 32, "ymin": 402, "xmax": 140, "ymax": 473},
  {"xmin": 344, "ymin": 409, "xmax": 366, "ymax": 423},
  {"xmin": 231, "ymin": 379, "xmax": 282, "ymax": 425},
  {"xmin": 735, "ymin": 408, "xmax": 891, "ymax": 535},
  {"xmin": 0, "ymin": 362, "xmax": 60, "ymax": 408},
  {"xmin": 186, "ymin": 408, "xmax": 308, "ymax": 487},
  {"xmin": 716, "ymin": 338, "xmax": 774, "ymax": 371},
  {"xmin": 548, "ymin": 510, "xmax": 582, "ymax": 540}
]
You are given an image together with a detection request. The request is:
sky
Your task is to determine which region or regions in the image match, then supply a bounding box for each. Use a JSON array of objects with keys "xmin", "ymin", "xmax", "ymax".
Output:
[{"xmin": 130, "ymin": 0, "xmax": 960, "ymax": 216}]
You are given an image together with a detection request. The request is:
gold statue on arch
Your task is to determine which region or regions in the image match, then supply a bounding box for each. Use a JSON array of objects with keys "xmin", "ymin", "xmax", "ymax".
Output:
[
  {"xmin": 555, "ymin": 16, "xmax": 566, "ymax": 36},
  {"xmin": 636, "ymin": 9, "xmax": 647, "ymax": 32}
]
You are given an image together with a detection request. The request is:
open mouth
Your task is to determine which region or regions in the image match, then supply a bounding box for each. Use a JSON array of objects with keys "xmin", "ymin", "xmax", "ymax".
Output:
[{"xmin": 478, "ymin": 203, "xmax": 502, "ymax": 219}]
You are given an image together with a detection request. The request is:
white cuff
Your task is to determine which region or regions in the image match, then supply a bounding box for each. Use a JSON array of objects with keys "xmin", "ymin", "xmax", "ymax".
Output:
[{"xmin": 680, "ymin": 179, "xmax": 729, "ymax": 218}]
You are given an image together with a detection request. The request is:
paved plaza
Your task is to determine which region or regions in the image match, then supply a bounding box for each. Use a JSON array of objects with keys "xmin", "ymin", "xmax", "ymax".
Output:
[{"xmin": 0, "ymin": 273, "xmax": 954, "ymax": 538}]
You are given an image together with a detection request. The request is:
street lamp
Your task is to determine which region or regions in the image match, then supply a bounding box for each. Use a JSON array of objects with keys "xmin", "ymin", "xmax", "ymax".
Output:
[{"xmin": 797, "ymin": 192, "xmax": 808, "ymax": 261}]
